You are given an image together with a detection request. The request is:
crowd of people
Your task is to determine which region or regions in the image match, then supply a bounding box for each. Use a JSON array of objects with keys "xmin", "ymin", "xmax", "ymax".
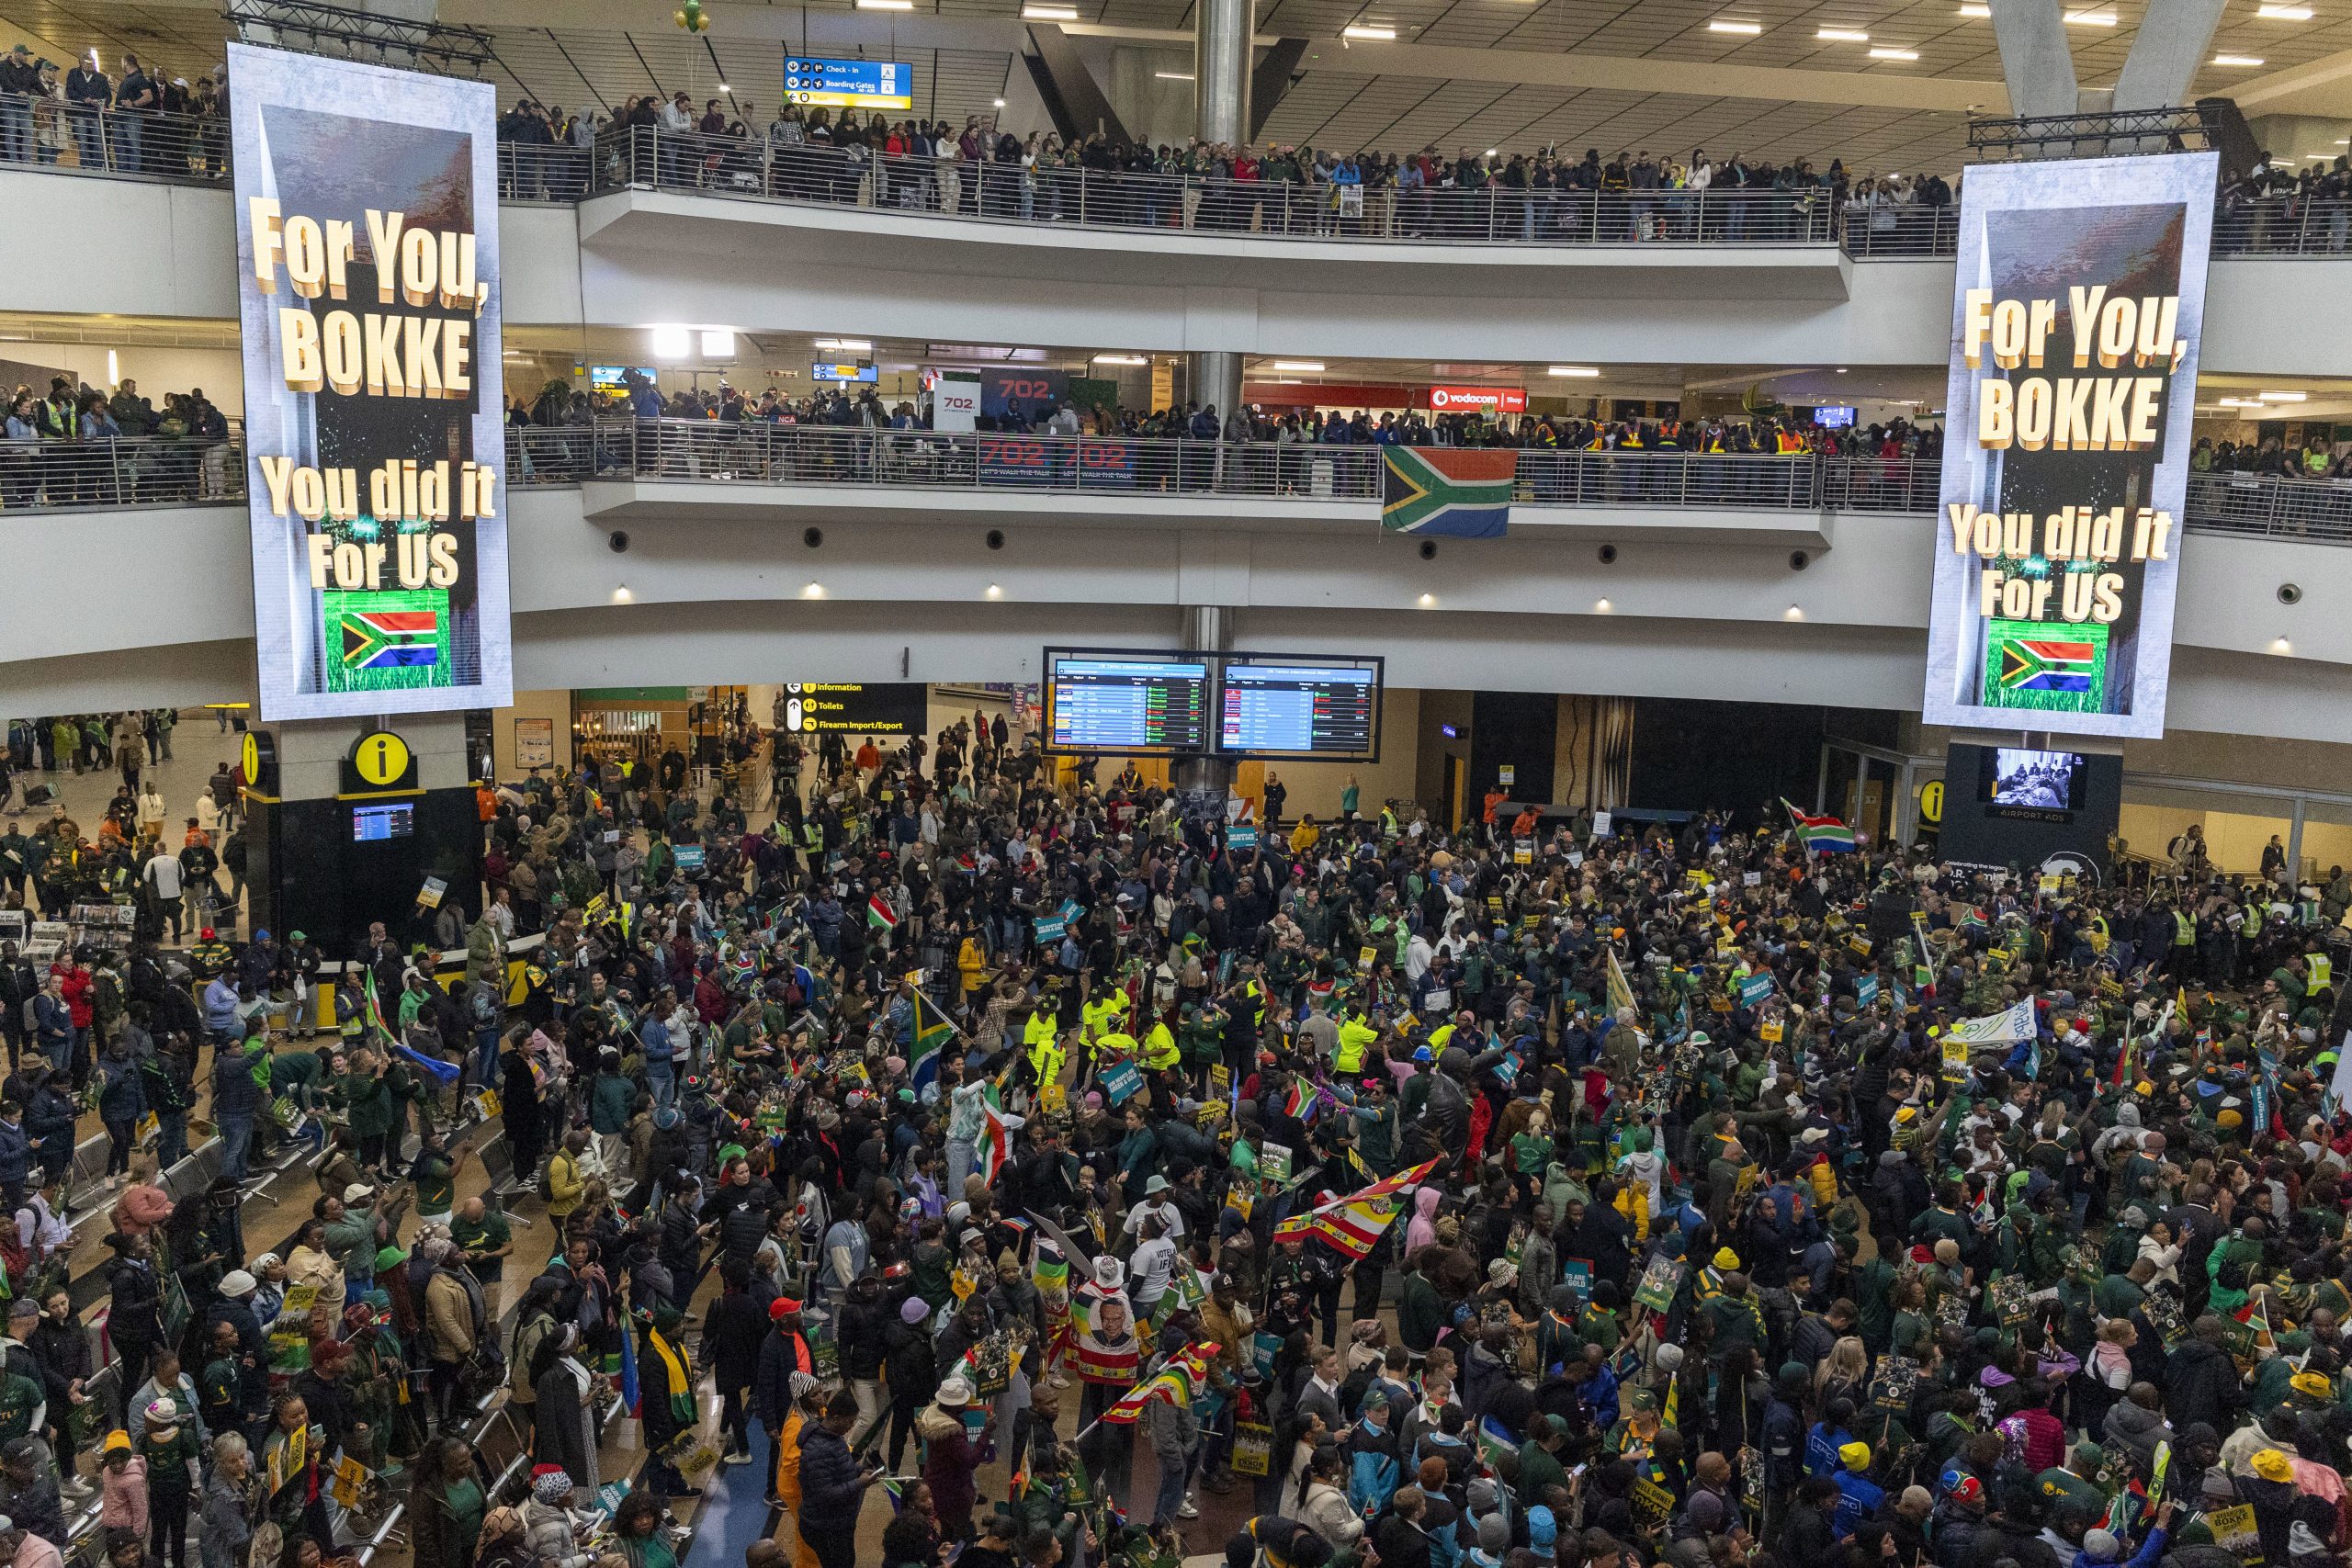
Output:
[
  {"xmin": 3, "ymin": 698, "xmax": 2350, "ymax": 1568},
  {"xmin": 2, "ymin": 378, "xmax": 238, "ymax": 512},
  {"xmin": 0, "ymin": 48, "xmax": 226, "ymax": 176}
]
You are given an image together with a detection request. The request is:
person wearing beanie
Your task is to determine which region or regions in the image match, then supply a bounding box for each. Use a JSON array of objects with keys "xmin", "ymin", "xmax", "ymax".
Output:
[
  {"xmin": 1831, "ymin": 1439, "xmax": 1883, "ymax": 1538},
  {"xmin": 2072, "ymin": 1500, "xmax": 2175, "ymax": 1568}
]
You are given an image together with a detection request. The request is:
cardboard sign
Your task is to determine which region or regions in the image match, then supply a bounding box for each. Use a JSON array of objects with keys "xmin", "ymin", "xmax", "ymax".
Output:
[
  {"xmin": 1857, "ymin": 975, "xmax": 1880, "ymax": 1006},
  {"xmin": 2205, "ymin": 1503, "xmax": 2261, "ymax": 1566},
  {"xmin": 1590, "ymin": 811, "xmax": 1612, "ymax": 840},
  {"xmin": 1632, "ymin": 1254, "xmax": 1685, "ymax": 1314},
  {"xmin": 1872, "ymin": 1355, "xmax": 1922, "ymax": 1409},
  {"xmin": 1260, "ymin": 1142, "xmax": 1294, "ymax": 1183},
  {"xmin": 1738, "ymin": 973, "xmax": 1774, "ymax": 1007},
  {"xmin": 1100, "ymin": 1059, "xmax": 1143, "ymax": 1107},
  {"xmin": 1562, "ymin": 1257, "xmax": 1593, "ymax": 1310},
  {"xmin": 1231, "ymin": 1421, "xmax": 1273, "ymax": 1476},
  {"xmin": 1359, "ymin": 945, "xmax": 1376, "ymax": 972},
  {"xmin": 1760, "ymin": 1019, "xmax": 1784, "ymax": 1044}
]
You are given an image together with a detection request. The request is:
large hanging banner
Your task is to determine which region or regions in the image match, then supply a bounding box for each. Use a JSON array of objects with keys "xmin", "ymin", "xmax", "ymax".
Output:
[
  {"xmin": 229, "ymin": 42, "xmax": 513, "ymax": 720},
  {"xmin": 1921, "ymin": 152, "xmax": 2216, "ymax": 740}
]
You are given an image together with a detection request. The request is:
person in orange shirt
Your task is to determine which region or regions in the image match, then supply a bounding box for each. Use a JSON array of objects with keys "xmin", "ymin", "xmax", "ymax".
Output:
[
  {"xmin": 854, "ymin": 739, "xmax": 881, "ymax": 775},
  {"xmin": 1510, "ymin": 804, "xmax": 1540, "ymax": 840},
  {"xmin": 1482, "ymin": 787, "xmax": 1508, "ymax": 827}
]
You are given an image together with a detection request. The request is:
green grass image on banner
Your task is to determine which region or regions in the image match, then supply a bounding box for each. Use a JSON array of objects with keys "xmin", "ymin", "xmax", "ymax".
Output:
[
  {"xmin": 1980, "ymin": 617, "xmax": 2108, "ymax": 716},
  {"xmin": 322, "ymin": 588, "xmax": 454, "ymax": 695}
]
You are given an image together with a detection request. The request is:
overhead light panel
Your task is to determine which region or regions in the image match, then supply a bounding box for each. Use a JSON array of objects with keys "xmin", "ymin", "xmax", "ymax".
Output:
[
  {"xmin": 2211, "ymin": 52, "xmax": 2265, "ymax": 62},
  {"xmin": 2262, "ymin": 389, "xmax": 2308, "ymax": 400},
  {"xmin": 2064, "ymin": 9, "xmax": 2117, "ymax": 22},
  {"xmin": 1271, "ymin": 360, "xmax": 1327, "ymax": 371},
  {"xmin": 2256, "ymin": 4, "xmax": 2312, "ymax": 17},
  {"xmin": 1957, "ymin": 4, "xmax": 1990, "ymax": 15},
  {"xmin": 1023, "ymin": 5, "xmax": 1078, "ymax": 17},
  {"xmin": 1869, "ymin": 44, "xmax": 1919, "ymax": 56},
  {"xmin": 1156, "ymin": 70, "xmax": 1195, "ymax": 79},
  {"xmin": 1817, "ymin": 27, "xmax": 1871, "ymax": 39},
  {"xmin": 1549, "ymin": 365, "xmax": 1601, "ymax": 377},
  {"xmin": 700, "ymin": 328, "xmax": 735, "ymax": 358},
  {"xmin": 1091, "ymin": 353, "xmax": 1148, "ymax": 365},
  {"xmin": 1343, "ymin": 24, "xmax": 1397, "ymax": 38},
  {"xmin": 650, "ymin": 325, "xmax": 691, "ymax": 359},
  {"xmin": 1708, "ymin": 17, "xmax": 1764, "ymax": 31},
  {"xmin": 858, "ymin": 0, "xmax": 914, "ymax": 10},
  {"xmin": 814, "ymin": 338, "xmax": 873, "ymax": 353}
]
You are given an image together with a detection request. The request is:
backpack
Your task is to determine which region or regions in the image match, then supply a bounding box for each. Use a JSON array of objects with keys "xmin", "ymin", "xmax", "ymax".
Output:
[{"xmin": 536, "ymin": 1156, "xmax": 555, "ymax": 1202}]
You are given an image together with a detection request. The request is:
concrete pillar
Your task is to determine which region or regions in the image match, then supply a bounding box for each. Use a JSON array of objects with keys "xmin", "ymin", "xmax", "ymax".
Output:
[
  {"xmin": 1173, "ymin": 605, "xmax": 1233, "ymax": 797},
  {"xmin": 2289, "ymin": 794, "xmax": 2307, "ymax": 885},
  {"xmin": 1193, "ymin": 0, "xmax": 1254, "ymax": 149},
  {"xmin": 1189, "ymin": 350, "xmax": 1242, "ymax": 422},
  {"xmin": 1990, "ymin": 0, "xmax": 2082, "ymax": 120},
  {"xmin": 2113, "ymin": 0, "xmax": 2228, "ymax": 114}
]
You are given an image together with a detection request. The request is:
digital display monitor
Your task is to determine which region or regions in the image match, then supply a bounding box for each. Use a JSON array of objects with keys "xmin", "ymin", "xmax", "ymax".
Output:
[
  {"xmin": 783, "ymin": 56, "xmax": 913, "ymax": 111},
  {"xmin": 352, "ymin": 803, "xmax": 415, "ymax": 842},
  {"xmin": 812, "ymin": 362, "xmax": 879, "ymax": 383},
  {"xmin": 1921, "ymin": 152, "xmax": 2217, "ymax": 739},
  {"xmin": 1044, "ymin": 650, "xmax": 1210, "ymax": 755},
  {"xmin": 1814, "ymin": 405, "xmax": 1856, "ymax": 428},
  {"xmin": 591, "ymin": 365, "xmax": 658, "ymax": 389},
  {"xmin": 1216, "ymin": 656, "xmax": 1383, "ymax": 761},
  {"xmin": 1981, "ymin": 748, "xmax": 2087, "ymax": 814}
]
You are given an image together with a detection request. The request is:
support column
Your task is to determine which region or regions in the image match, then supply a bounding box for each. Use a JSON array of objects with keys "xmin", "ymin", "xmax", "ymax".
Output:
[
  {"xmin": 2289, "ymin": 794, "xmax": 2307, "ymax": 886},
  {"xmin": 1989, "ymin": 0, "xmax": 2082, "ymax": 120},
  {"xmin": 1189, "ymin": 350, "xmax": 1241, "ymax": 422},
  {"xmin": 1173, "ymin": 605, "xmax": 1233, "ymax": 797},
  {"xmin": 2111, "ymin": 0, "xmax": 2228, "ymax": 113},
  {"xmin": 1193, "ymin": 0, "xmax": 1254, "ymax": 150}
]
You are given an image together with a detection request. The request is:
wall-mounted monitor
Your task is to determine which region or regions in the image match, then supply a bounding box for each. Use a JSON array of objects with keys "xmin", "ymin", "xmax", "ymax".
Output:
[
  {"xmin": 1216, "ymin": 655, "xmax": 1383, "ymax": 761},
  {"xmin": 1042, "ymin": 649, "xmax": 1211, "ymax": 755}
]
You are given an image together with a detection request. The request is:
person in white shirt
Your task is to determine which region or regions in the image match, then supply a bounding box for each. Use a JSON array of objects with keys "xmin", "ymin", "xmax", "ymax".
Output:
[
  {"xmin": 1123, "ymin": 1175, "xmax": 1185, "ymax": 1239},
  {"xmin": 15, "ymin": 1179, "xmax": 69, "ymax": 1267},
  {"xmin": 1126, "ymin": 1213, "xmax": 1179, "ymax": 1318},
  {"xmin": 142, "ymin": 850, "xmax": 186, "ymax": 942}
]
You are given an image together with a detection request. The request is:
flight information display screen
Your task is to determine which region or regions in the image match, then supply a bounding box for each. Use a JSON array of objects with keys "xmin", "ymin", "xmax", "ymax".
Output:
[
  {"xmin": 783, "ymin": 56, "xmax": 913, "ymax": 110},
  {"xmin": 1044, "ymin": 652, "xmax": 1210, "ymax": 755},
  {"xmin": 1217, "ymin": 658, "xmax": 1382, "ymax": 760}
]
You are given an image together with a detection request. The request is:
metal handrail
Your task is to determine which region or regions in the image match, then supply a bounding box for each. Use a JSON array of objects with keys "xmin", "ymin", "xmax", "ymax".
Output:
[
  {"xmin": 0, "ymin": 423, "xmax": 245, "ymax": 511},
  {"xmin": 11, "ymin": 423, "xmax": 2352, "ymax": 548},
  {"xmin": 2213, "ymin": 197, "xmax": 2352, "ymax": 258},
  {"xmin": 586, "ymin": 127, "xmax": 1844, "ymax": 246},
  {"xmin": 0, "ymin": 91, "xmax": 228, "ymax": 180}
]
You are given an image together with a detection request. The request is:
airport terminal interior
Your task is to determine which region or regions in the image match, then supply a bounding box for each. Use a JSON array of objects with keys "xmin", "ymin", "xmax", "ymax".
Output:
[{"xmin": 8, "ymin": 5, "xmax": 2352, "ymax": 1568}]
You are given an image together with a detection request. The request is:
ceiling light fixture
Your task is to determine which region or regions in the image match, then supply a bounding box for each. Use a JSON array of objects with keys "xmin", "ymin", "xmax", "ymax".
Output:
[
  {"xmin": 2256, "ymin": 4, "xmax": 2313, "ymax": 17},
  {"xmin": 1272, "ymin": 360, "xmax": 1326, "ymax": 371},
  {"xmin": 718, "ymin": 83, "xmax": 731, "ymax": 94},
  {"xmin": 650, "ymin": 325, "xmax": 691, "ymax": 359},
  {"xmin": 1957, "ymin": 4, "xmax": 1990, "ymax": 15},
  {"xmin": 1342, "ymin": 24, "xmax": 1397, "ymax": 39},
  {"xmin": 2211, "ymin": 52, "xmax": 2266, "ymax": 63},
  {"xmin": 1869, "ymin": 45, "xmax": 1920, "ymax": 57},
  {"xmin": 1418, "ymin": 592, "xmax": 1436, "ymax": 606},
  {"xmin": 2263, "ymin": 389, "xmax": 2308, "ymax": 400},
  {"xmin": 857, "ymin": 0, "xmax": 915, "ymax": 10},
  {"xmin": 1817, "ymin": 27, "xmax": 1871, "ymax": 39},
  {"xmin": 2063, "ymin": 9, "xmax": 2117, "ymax": 22},
  {"xmin": 1023, "ymin": 5, "xmax": 1079, "ymax": 18},
  {"xmin": 1836, "ymin": 367, "xmax": 1850, "ymax": 374},
  {"xmin": 814, "ymin": 338, "xmax": 873, "ymax": 353},
  {"xmin": 1708, "ymin": 17, "xmax": 1764, "ymax": 31},
  {"xmin": 992, "ymin": 97, "xmax": 1007, "ymax": 107},
  {"xmin": 1549, "ymin": 365, "xmax": 1601, "ymax": 377},
  {"xmin": 1091, "ymin": 353, "xmax": 1148, "ymax": 365},
  {"xmin": 1155, "ymin": 70, "xmax": 1195, "ymax": 79},
  {"xmin": 700, "ymin": 328, "xmax": 734, "ymax": 358}
]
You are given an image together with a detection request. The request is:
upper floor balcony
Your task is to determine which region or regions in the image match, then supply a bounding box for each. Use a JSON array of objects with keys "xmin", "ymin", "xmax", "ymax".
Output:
[{"xmin": 10, "ymin": 418, "xmax": 2346, "ymax": 554}]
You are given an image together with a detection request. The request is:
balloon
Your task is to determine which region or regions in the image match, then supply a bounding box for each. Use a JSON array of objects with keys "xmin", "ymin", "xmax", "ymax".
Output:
[{"xmin": 673, "ymin": 7, "xmax": 686, "ymax": 23}]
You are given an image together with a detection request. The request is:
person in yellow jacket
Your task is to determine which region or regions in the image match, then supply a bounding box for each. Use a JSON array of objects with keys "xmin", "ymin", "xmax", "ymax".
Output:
[
  {"xmin": 546, "ymin": 1128, "xmax": 587, "ymax": 1222},
  {"xmin": 1081, "ymin": 984, "xmax": 1130, "ymax": 1045},
  {"xmin": 1288, "ymin": 815, "xmax": 1321, "ymax": 858},
  {"xmin": 1023, "ymin": 1010, "xmax": 1068, "ymax": 1090},
  {"xmin": 1801, "ymin": 1134, "xmax": 1839, "ymax": 1212},
  {"xmin": 1334, "ymin": 1010, "xmax": 1379, "ymax": 1078},
  {"xmin": 1141, "ymin": 1014, "xmax": 1181, "ymax": 1071},
  {"xmin": 956, "ymin": 932, "xmax": 988, "ymax": 1006}
]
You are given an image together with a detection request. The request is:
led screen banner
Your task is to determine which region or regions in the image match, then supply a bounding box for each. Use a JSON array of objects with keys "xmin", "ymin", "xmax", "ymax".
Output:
[
  {"xmin": 1922, "ymin": 152, "xmax": 2216, "ymax": 741},
  {"xmin": 229, "ymin": 42, "xmax": 513, "ymax": 721}
]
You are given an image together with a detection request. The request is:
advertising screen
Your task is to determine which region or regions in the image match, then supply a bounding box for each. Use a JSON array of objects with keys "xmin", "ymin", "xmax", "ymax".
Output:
[
  {"xmin": 1921, "ymin": 152, "xmax": 2216, "ymax": 739},
  {"xmin": 775, "ymin": 682, "xmax": 928, "ymax": 736},
  {"xmin": 784, "ymin": 56, "xmax": 913, "ymax": 111},
  {"xmin": 1044, "ymin": 650, "xmax": 1210, "ymax": 755},
  {"xmin": 1216, "ymin": 657, "xmax": 1383, "ymax": 761},
  {"xmin": 351, "ymin": 803, "xmax": 415, "ymax": 842},
  {"xmin": 1982, "ymin": 748, "xmax": 2086, "ymax": 811},
  {"xmin": 1814, "ymin": 405, "xmax": 1856, "ymax": 428},
  {"xmin": 229, "ymin": 43, "xmax": 513, "ymax": 720}
]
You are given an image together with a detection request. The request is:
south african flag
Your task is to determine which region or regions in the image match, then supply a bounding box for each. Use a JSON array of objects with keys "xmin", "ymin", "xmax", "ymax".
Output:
[
  {"xmin": 1382, "ymin": 447, "xmax": 1514, "ymax": 537},
  {"xmin": 323, "ymin": 589, "xmax": 453, "ymax": 694},
  {"xmin": 1982, "ymin": 619, "xmax": 2107, "ymax": 715}
]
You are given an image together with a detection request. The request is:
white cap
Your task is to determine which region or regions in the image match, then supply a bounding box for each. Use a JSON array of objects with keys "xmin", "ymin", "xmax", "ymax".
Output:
[
  {"xmin": 219, "ymin": 1270, "xmax": 257, "ymax": 1298},
  {"xmin": 1093, "ymin": 1255, "xmax": 1125, "ymax": 1291},
  {"xmin": 935, "ymin": 1377, "xmax": 974, "ymax": 1407},
  {"xmin": 343, "ymin": 1183, "xmax": 375, "ymax": 1204}
]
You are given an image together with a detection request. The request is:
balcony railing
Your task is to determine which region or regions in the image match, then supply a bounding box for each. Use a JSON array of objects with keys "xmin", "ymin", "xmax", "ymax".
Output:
[
  {"xmin": 586, "ymin": 128, "xmax": 1844, "ymax": 247},
  {"xmin": 2214, "ymin": 199, "xmax": 2352, "ymax": 258},
  {"xmin": 0, "ymin": 423, "xmax": 243, "ymax": 512},
  {"xmin": 12, "ymin": 424, "xmax": 2352, "ymax": 553},
  {"xmin": 0, "ymin": 94, "xmax": 229, "ymax": 181}
]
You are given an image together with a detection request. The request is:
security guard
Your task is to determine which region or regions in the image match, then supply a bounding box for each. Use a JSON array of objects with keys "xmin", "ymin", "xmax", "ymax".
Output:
[{"xmin": 1140, "ymin": 1011, "xmax": 1180, "ymax": 1072}]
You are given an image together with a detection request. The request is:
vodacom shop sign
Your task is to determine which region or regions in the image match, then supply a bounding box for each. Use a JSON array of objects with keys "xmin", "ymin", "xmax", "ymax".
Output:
[{"xmin": 1426, "ymin": 386, "xmax": 1527, "ymax": 414}]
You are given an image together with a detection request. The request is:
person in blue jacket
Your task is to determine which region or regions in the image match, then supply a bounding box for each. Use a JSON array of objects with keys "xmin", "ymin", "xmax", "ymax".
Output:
[{"xmin": 1830, "ymin": 1438, "xmax": 1885, "ymax": 1540}]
